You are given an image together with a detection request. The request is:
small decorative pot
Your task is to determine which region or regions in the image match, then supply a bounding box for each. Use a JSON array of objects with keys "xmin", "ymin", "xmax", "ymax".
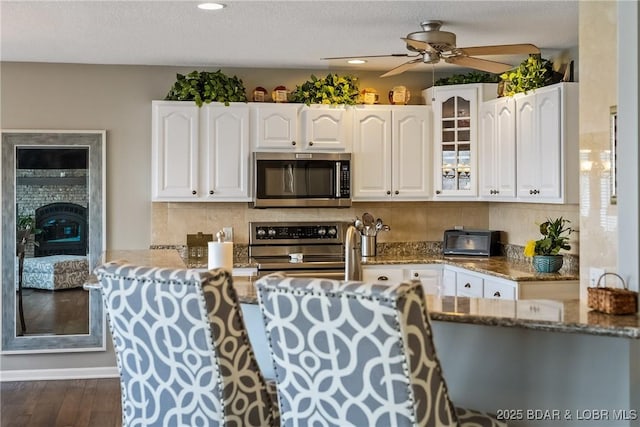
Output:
[{"xmin": 532, "ymin": 255, "xmax": 564, "ymax": 273}]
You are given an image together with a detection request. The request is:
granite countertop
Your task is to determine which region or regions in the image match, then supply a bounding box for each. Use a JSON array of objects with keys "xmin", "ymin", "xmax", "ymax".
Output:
[
  {"xmin": 100, "ymin": 249, "xmax": 638, "ymax": 339},
  {"xmin": 229, "ymin": 275, "xmax": 639, "ymax": 339},
  {"xmin": 362, "ymin": 254, "xmax": 579, "ymax": 281}
]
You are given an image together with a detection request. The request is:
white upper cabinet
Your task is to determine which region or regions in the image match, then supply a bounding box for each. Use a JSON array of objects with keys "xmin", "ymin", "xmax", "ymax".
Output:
[
  {"xmin": 352, "ymin": 105, "xmax": 431, "ymax": 201},
  {"xmin": 201, "ymin": 104, "xmax": 251, "ymax": 200},
  {"xmin": 479, "ymin": 96, "xmax": 517, "ymax": 200},
  {"xmin": 300, "ymin": 105, "xmax": 351, "ymax": 150},
  {"xmin": 426, "ymin": 84, "xmax": 497, "ymax": 199},
  {"xmin": 250, "ymin": 103, "xmax": 300, "ymax": 150},
  {"xmin": 515, "ymin": 83, "xmax": 578, "ymax": 203},
  {"xmin": 152, "ymin": 101, "xmax": 251, "ymax": 202},
  {"xmin": 250, "ymin": 103, "xmax": 351, "ymax": 151},
  {"xmin": 152, "ymin": 102, "xmax": 200, "ymax": 200}
]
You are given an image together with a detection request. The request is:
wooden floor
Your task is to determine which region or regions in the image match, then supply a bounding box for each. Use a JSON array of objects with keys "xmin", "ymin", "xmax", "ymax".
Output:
[
  {"xmin": 1, "ymin": 379, "xmax": 122, "ymax": 427},
  {"xmin": 17, "ymin": 288, "xmax": 88, "ymax": 336}
]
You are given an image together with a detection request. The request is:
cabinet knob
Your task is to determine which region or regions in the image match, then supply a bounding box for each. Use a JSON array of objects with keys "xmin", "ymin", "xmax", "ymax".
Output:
[
  {"xmin": 377, "ymin": 276, "xmax": 389, "ymax": 281},
  {"xmin": 413, "ymin": 272, "xmax": 419, "ymax": 277},
  {"xmin": 291, "ymin": 141, "xmax": 296, "ymax": 146},
  {"xmin": 394, "ymin": 190, "xmax": 399, "ymax": 195},
  {"xmin": 386, "ymin": 190, "xmax": 391, "ymax": 195},
  {"xmin": 494, "ymin": 291, "xmax": 501, "ymax": 297},
  {"xmin": 436, "ymin": 190, "xmax": 441, "ymax": 195},
  {"xmin": 192, "ymin": 190, "xmax": 197, "ymax": 195},
  {"xmin": 309, "ymin": 141, "xmax": 313, "ymax": 146},
  {"xmin": 464, "ymin": 283, "xmax": 471, "ymax": 288},
  {"xmin": 209, "ymin": 190, "xmax": 214, "ymax": 195}
]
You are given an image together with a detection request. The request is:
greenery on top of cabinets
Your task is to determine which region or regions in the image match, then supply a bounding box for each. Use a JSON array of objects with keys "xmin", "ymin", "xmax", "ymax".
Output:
[
  {"xmin": 165, "ymin": 70, "xmax": 248, "ymax": 106},
  {"xmin": 290, "ymin": 73, "xmax": 360, "ymax": 106},
  {"xmin": 435, "ymin": 71, "xmax": 500, "ymax": 86},
  {"xmin": 500, "ymin": 55, "xmax": 564, "ymax": 96}
]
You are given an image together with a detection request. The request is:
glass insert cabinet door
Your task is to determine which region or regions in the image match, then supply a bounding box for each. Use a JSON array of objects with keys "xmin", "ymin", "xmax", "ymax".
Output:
[{"xmin": 434, "ymin": 88, "xmax": 478, "ymax": 196}]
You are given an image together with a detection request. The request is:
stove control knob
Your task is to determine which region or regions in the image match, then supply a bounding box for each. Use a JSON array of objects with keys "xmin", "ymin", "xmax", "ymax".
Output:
[
  {"xmin": 327, "ymin": 227, "xmax": 337, "ymax": 236},
  {"xmin": 268, "ymin": 228, "xmax": 276, "ymax": 237},
  {"xmin": 256, "ymin": 228, "xmax": 266, "ymax": 237},
  {"xmin": 317, "ymin": 227, "xmax": 327, "ymax": 236}
]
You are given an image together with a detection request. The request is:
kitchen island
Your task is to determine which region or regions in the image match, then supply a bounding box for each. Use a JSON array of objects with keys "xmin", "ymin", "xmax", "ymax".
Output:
[{"xmin": 102, "ymin": 250, "xmax": 640, "ymax": 426}]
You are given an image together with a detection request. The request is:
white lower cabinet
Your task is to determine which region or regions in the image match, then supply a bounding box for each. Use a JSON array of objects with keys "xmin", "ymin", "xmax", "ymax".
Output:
[
  {"xmin": 361, "ymin": 266, "xmax": 405, "ymax": 284},
  {"xmin": 365, "ymin": 264, "xmax": 579, "ymax": 301},
  {"xmin": 443, "ymin": 265, "xmax": 579, "ymax": 300}
]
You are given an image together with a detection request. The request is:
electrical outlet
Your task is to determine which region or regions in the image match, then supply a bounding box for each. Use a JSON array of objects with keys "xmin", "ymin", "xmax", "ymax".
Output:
[
  {"xmin": 589, "ymin": 267, "xmax": 605, "ymax": 286},
  {"xmin": 222, "ymin": 227, "xmax": 233, "ymax": 242}
]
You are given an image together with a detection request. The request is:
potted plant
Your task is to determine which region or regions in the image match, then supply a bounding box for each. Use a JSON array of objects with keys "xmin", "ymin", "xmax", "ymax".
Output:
[
  {"xmin": 435, "ymin": 71, "xmax": 500, "ymax": 86},
  {"xmin": 523, "ymin": 216, "xmax": 574, "ymax": 273},
  {"xmin": 290, "ymin": 73, "xmax": 360, "ymax": 106},
  {"xmin": 499, "ymin": 54, "xmax": 564, "ymax": 97},
  {"xmin": 165, "ymin": 70, "xmax": 248, "ymax": 106}
]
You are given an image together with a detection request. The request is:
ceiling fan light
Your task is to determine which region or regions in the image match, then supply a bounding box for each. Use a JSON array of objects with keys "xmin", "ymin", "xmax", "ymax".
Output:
[
  {"xmin": 197, "ymin": 3, "xmax": 225, "ymax": 10},
  {"xmin": 348, "ymin": 59, "xmax": 367, "ymax": 64}
]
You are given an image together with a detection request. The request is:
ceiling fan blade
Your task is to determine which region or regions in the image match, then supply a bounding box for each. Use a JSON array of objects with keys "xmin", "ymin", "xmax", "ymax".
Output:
[
  {"xmin": 458, "ymin": 43, "xmax": 540, "ymax": 56},
  {"xmin": 446, "ymin": 56, "xmax": 514, "ymax": 74},
  {"xmin": 401, "ymin": 38, "xmax": 439, "ymax": 53},
  {"xmin": 322, "ymin": 53, "xmax": 417, "ymax": 60},
  {"xmin": 380, "ymin": 58, "xmax": 423, "ymax": 78}
]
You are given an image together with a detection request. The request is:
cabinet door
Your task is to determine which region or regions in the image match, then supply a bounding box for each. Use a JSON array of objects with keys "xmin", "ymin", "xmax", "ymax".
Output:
[
  {"xmin": 516, "ymin": 86, "xmax": 562, "ymax": 201},
  {"xmin": 352, "ymin": 108, "xmax": 392, "ymax": 200},
  {"xmin": 202, "ymin": 104, "xmax": 251, "ymax": 200},
  {"xmin": 408, "ymin": 266, "xmax": 441, "ymax": 295},
  {"xmin": 479, "ymin": 98, "xmax": 516, "ymax": 199},
  {"xmin": 433, "ymin": 87, "xmax": 478, "ymax": 197},
  {"xmin": 251, "ymin": 104, "xmax": 300, "ymax": 150},
  {"xmin": 392, "ymin": 107, "xmax": 431, "ymax": 199},
  {"xmin": 441, "ymin": 268, "xmax": 457, "ymax": 296},
  {"xmin": 362, "ymin": 266, "xmax": 404, "ymax": 283},
  {"xmin": 301, "ymin": 107, "xmax": 350, "ymax": 150},
  {"xmin": 152, "ymin": 102, "xmax": 200, "ymax": 200}
]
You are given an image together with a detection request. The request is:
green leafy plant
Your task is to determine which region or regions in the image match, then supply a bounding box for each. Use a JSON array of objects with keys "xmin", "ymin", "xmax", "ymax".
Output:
[
  {"xmin": 290, "ymin": 73, "xmax": 360, "ymax": 106},
  {"xmin": 500, "ymin": 55, "xmax": 563, "ymax": 96},
  {"xmin": 16, "ymin": 215, "xmax": 41, "ymax": 252},
  {"xmin": 524, "ymin": 217, "xmax": 574, "ymax": 256},
  {"xmin": 165, "ymin": 70, "xmax": 247, "ymax": 106},
  {"xmin": 435, "ymin": 71, "xmax": 500, "ymax": 86}
]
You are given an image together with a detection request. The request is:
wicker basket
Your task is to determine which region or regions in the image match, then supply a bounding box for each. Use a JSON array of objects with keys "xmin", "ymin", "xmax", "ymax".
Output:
[{"xmin": 588, "ymin": 272, "xmax": 638, "ymax": 315}]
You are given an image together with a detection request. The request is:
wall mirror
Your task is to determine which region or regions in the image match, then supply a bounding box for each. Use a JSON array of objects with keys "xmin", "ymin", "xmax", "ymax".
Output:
[{"xmin": 2, "ymin": 130, "xmax": 106, "ymax": 353}]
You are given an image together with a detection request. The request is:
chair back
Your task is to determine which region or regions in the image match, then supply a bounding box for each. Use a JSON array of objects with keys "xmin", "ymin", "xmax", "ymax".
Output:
[
  {"xmin": 95, "ymin": 262, "xmax": 277, "ymax": 427},
  {"xmin": 256, "ymin": 274, "xmax": 459, "ymax": 427}
]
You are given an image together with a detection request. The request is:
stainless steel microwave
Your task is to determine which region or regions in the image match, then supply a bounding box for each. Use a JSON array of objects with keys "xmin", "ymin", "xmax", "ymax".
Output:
[
  {"xmin": 443, "ymin": 229, "xmax": 502, "ymax": 256},
  {"xmin": 253, "ymin": 152, "xmax": 351, "ymax": 208}
]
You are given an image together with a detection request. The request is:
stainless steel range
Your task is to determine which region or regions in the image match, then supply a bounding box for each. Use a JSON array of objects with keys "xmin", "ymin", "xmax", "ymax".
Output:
[{"xmin": 249, "ymin": 221, "xmax": 347, "ymax": 279}]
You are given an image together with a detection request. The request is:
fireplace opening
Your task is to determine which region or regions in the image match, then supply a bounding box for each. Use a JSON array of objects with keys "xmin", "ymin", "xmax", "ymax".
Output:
[{"xmin": 34, "ymin": 202, "xmax": 88, "ymax": 257}]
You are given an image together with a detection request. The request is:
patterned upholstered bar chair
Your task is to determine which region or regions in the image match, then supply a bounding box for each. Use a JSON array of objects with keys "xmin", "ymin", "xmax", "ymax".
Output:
[
  {"xmin": 256, "ymin": 273, "xmax": 506, "ymax": 427},
  {"xmin": 91, "ymin": 262, "xmax": 279, "ymax": 427}
]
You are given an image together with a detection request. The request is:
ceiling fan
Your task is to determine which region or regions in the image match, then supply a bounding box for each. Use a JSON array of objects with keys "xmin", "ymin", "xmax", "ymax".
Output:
[{"xmin": 323, "ymin": 20, "xmax": 540, "ymax": 77}]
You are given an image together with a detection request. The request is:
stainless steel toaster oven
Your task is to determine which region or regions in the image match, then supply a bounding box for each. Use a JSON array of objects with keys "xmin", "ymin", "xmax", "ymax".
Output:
[{"xmin": 443, "ymin": 229, "xmax": 501, "ymax": 256}]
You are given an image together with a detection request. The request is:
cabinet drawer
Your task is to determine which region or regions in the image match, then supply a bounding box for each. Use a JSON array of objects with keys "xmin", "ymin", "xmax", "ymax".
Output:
[
  {"xmin": 483, "ymin": 280, "xmax": 516, "ymax": 300},
  {"xmin": 456, "ymin": 272, "xmax": 483, "ymax": 297},
  {"xmin": 362, "ymin": 267, "xmax": 404, "ymax": 284}
]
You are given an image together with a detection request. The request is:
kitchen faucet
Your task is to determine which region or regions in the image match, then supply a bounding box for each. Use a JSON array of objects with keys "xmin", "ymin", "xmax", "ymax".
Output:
[{"xmin": 344, "ymin": 225, "xmax": 362, "ymax": 281}]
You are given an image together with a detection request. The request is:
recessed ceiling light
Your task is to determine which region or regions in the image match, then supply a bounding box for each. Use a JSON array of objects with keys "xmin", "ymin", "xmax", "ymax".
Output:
[
  {"xmin": 348, "ymin": 59, "xmax": 367, "ymax": 64},
  {"xmin": 198, "ymin": 3, "xmax": 226, "ymax": 10}
]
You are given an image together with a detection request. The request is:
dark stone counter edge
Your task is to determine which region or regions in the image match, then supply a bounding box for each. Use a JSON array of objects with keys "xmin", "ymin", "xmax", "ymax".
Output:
[{"xmin": 430, "ymin": 312, "xmax": 640, "ymax": 339}]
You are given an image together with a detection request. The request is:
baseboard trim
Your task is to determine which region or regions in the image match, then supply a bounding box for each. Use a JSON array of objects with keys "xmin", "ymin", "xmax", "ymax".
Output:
[{"xmin": 0, "ymin": 366, "xmax": 118, "ymax": 382}]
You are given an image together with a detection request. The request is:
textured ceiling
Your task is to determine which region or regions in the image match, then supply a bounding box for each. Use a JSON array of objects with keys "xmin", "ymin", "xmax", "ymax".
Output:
[{"xmin": 1, "ymin": 0, "xmax": 579, "ymax": 74}]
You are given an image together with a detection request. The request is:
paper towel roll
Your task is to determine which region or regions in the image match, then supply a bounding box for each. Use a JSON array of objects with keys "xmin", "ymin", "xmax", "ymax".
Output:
[{"xmin": 208, "ymin": 241, "xmax": 233, "ymax": 272}]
